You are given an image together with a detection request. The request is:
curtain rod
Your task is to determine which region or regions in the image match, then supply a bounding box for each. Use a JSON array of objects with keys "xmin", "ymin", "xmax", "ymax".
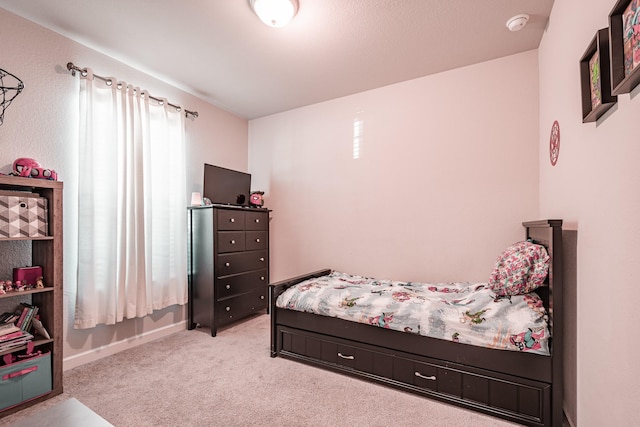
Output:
[{"xmin": 66, "ymin": 62, "xmax": 198, "ymax": 119}]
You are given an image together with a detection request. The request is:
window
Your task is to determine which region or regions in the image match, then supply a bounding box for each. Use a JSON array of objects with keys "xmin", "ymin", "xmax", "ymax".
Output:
[{"xmin": 73, "ymin": 70, "xmax": 188, "ymax": 329}]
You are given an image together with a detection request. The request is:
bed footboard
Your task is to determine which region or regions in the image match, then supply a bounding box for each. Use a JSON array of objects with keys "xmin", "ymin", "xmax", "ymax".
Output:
[{"xmin": 269, "ymin": 269, "xmax": 331, "ymax": 357}]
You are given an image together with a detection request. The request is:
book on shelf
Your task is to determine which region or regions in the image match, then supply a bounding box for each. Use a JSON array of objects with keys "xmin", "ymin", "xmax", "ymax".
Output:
[
  {"xmin": 0, "ymin": 303, "xmax": 48, "ymax": 345},
  {"xmin": 0, "ymin": 322, "xmax": 20, "ymax": 336},
  {"xmin": 31, "ymin": 317, "xmax": 51, "ymax": 340},
  {"xmin": 0, "ymin": 311, "xmax": 20, "ymax": 324},
  {"xmin": 15, "ymin": 305, "xmax": 29, "ymax": 329},
  {"xmin": 0, "ymin": 330, "xmax": 25, "ymax": 342},
  {"xmin": 13, "ymin": 303, "xmax": 39, "ymax": 333},
  {"xmin": 0, "ymin": 330, "xmax": 33, "ymax": 352},
  {"xmin": 0, "ymin": 319, "xmax": 19, "ymax": 330},
  {"xmin": 23, "ymin": 305, "xmax": 38, "ymax": 333}
]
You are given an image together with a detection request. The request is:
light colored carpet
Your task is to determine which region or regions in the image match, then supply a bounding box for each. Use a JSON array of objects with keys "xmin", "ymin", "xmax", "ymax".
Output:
[{"xmin": 1, "ymin": 314, "xmax": 520, "ymax": 426}]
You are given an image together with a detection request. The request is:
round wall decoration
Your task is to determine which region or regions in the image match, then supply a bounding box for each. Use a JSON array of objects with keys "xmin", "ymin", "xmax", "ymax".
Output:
[{"xmin": 549, "ymin": 120, "xmax": 560, "ymax": 166}]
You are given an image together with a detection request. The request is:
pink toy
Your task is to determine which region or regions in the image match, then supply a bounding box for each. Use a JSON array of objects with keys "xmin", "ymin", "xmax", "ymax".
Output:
[{"xmin": 13, "ymin": 157, "xmax": 58, "ymax": 180}]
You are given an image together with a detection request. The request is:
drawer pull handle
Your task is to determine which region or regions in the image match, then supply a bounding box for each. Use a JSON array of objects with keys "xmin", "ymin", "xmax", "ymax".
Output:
[
  {"xmin": 255, "ymin": 219, "xmax": 260, "ymax": 223},
  {"xmin": 226, "ymin": 307, "xmax": 231, "ymax": 311},
  {"xmin": 230, "ymin": 218, "xmax": 235, "ymax": 223},
  {"xmin": 337, "ymin": 352, "xmax": 354, "ymax": 360},
  {"xmin": 260, "ymin": 257, "xmax": 265, "ymax": 262},
  {"xmin": 225, "ymin": 284, "xmax": 231, "ymax": 290},
  {"xmin": 230, "ymin": 240, "xmax": 235, "ymax": 244},
  {"xmin": 255, "ymin": 238, "xmax": 260, "ymax": 243},
  {"xmin": 414, "ymin": 372, "xmax": 436, "ymax": 381},
  {"xmin": 260, "ymin": 276, "xmax": 265, "ymax": 281},
  {"xmin": 225, "ymin": 262, "xmax": 230, "ymax": 267},
  {"xmin": 260, "ymin": 295, "xmax": 265, "ymax": 300}
]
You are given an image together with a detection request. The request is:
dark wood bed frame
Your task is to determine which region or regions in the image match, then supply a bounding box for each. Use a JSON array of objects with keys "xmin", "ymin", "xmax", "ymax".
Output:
[{"xmin": 269, "ymin": 220, "xmax": 563, "ymax": 427}]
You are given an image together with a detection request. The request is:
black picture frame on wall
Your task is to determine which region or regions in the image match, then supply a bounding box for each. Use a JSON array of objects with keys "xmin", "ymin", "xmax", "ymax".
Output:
[
  {"xmin": 580, "ymin": 28, "xmax": 617, "ymax": 123},
  {"xmin": 609, "ymin": 0, "xmax": 640, "ymax": 95}
]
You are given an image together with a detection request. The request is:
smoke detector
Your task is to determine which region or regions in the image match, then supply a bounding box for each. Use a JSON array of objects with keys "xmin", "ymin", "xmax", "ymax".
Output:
[{"xmin": 506, "ymin": 14, "xmax": 529, "ymax": 32}]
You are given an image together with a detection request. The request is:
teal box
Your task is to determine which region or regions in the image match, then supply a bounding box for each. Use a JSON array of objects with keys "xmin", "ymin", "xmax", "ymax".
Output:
[{"xmin": 0, "ymin": 352, "xmax": 52, "ymax": 411}]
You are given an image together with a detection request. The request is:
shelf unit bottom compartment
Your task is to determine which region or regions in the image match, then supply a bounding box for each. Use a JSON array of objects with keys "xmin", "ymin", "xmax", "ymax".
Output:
[{"xmin": 0, "ymin": 352, "xmax": 52, "ymax": 411}]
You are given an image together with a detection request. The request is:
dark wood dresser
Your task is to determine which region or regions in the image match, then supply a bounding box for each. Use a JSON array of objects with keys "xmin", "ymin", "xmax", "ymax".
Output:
[{"xmin": 187, "ymin": 205, "xmax": 270, "ymax": 336}]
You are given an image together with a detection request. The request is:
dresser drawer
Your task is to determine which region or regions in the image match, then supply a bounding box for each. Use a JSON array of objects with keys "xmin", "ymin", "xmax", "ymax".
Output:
[
  {"xmin": 245, "ymin": 231, "xmax": 267, "ymax": 251},
  {"xmin": 217, "ymin": 231, "xmax": 246, "ymax": 253},
  {"xmin": 217, "ymin": 250, "xmax": 268, "ymax": 276},
  {"xmin": 216, "ymin": 288, "xmax": 267, "ymax": 325},
  {"xmin": 216, "ymin": 270, "xmax": 268, "ymax": 300},
  {"xmin": 216, "ymin": 209, "xmax": 245, "ymax": 230},
  {"xmin": 245, "ymin": 211, "xmax": 268, "ymax": 230}
]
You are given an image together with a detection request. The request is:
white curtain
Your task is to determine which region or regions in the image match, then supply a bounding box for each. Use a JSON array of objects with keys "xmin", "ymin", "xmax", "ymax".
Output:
[{"xmin": 74, "ymin": 69, "xmax": 188, "ymax": 329}]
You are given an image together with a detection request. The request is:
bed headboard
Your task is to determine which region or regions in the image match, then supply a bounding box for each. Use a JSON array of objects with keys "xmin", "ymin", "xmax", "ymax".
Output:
[
  {"xmin": 523, "ymin": 219, "xmax": 563, "ymax": 332},
  {"xmin": 523, "ymin": 219, "xmax": 563, "ymax": 425}
]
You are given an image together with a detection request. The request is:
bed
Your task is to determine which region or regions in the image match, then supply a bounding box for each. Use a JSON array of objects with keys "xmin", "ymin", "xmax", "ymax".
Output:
[{"xmin": 269, "ymin": 220, "xmax": 563, "ymax": 427}]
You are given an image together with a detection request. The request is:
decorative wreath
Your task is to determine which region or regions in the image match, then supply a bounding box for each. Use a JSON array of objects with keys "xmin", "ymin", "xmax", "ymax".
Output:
[{"xmin": 0, "ymin": 68, "xmax": 24, "ymax": 126}]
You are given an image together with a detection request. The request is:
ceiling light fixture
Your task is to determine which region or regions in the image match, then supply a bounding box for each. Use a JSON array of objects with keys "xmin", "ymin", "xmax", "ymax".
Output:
[
  {"xmin": 506, "ymin": 14, "xmax": 529, "ymax": 32},
  {"xmin": 249, "ymin": 0, "xmax": 299, "ymax": 28}
]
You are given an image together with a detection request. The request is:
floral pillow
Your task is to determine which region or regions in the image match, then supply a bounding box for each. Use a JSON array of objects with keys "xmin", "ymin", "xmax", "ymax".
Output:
[{"xmin": 488, "ymin": 241, "xmax": 550, "ymax": 296}]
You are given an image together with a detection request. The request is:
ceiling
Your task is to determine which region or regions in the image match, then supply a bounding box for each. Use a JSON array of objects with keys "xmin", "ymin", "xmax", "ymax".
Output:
[{"xmin": 0, "ymin": 0, "xmax": 554, "ymax": 119}]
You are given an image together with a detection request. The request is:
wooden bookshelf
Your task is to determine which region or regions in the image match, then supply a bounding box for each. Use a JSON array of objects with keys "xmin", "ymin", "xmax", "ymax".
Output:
[{"xmin": 0, "ymin": 175, "xmax": 63, "ymax": 417}]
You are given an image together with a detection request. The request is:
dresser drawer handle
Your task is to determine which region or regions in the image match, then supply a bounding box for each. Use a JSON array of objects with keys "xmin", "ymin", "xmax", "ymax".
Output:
[
  {"xmin": 255, "ymin": 219, "xmax": 260, "ymax": 223},
  {"xmin": 226, "ymin": 306, "xmax": 231, "ymax": 311},
  {"xmin": 414, "ymin": 372, "xmax": 436, "ymax": 381},
  {"xmin": 229, "ymin": 218, "xmax": 235, "ymax": 223},
  {"xmin": 260, "ymin": 276, "xmax": 265, "ymax": 281},
  {"xmin": 260, "ymin": 257, "xmax": 265, "ymax": 262},
  {"xmin": 255, "ymin": 238, "xmax": 260, "ymax": 243},
  {"xmin": 260, "ymin": 295, "xmax": 264, "ymax": 300},
  {"xmin": 225, "ymin": 262, "xmax": 230, "ymax": 267},
  {"xmin": 337, "ymin": 352, "xmax": 354, "ymax": 360},
  {"xmin": 225, "ymin": 284, "xmax": 231, "ymax": 290},
  {"xmin": 230, "ymin": 239, "xmax": 235, "ymax": 244}
]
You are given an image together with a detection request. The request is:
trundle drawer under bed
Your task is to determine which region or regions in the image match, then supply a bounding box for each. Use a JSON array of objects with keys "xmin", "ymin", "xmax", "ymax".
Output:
[{"xmin": 276, "ymin": 326, "xmax": 550, "ymax": 426}]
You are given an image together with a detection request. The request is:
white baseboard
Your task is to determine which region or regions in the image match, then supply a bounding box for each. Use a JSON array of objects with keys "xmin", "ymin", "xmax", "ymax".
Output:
[{"xmin": 63, "ymin": 321, "xmax": 187, "ymax": 371}]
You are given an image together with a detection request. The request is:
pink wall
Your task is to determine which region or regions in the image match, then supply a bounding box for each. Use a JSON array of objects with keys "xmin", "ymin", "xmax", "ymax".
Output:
[
  {"xmin": 6, "ymin": 10, "xmax": 629, "ymax": 424},
  {"xmin": 249, "ymin": 50, "xmax": 540, "ymax": 284},
  {"xmin": 0, "ymin": 9, "xmax": 249, "ymax": 367},
  {"xmin": 539, "ymin": 1, "xmax": 640, "ymax": 426}
]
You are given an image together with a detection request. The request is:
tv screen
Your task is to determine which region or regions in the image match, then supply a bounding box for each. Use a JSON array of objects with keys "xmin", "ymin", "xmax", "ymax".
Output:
[{"xmin": 203, "ymin": 164, "xmax": 251, "ymax": 206}]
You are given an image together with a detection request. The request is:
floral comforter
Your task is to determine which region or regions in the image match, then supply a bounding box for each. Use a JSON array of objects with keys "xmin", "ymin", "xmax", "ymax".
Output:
[{"xmin": 275, "ymin": 271, "xmax": 550, "ymax": 355}]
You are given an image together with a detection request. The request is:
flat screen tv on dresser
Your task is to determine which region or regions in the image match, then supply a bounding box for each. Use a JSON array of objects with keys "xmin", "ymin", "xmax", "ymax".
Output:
[{"xmin": 203, "ymin": 163, "xmax": 251, "ymax": 206}]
